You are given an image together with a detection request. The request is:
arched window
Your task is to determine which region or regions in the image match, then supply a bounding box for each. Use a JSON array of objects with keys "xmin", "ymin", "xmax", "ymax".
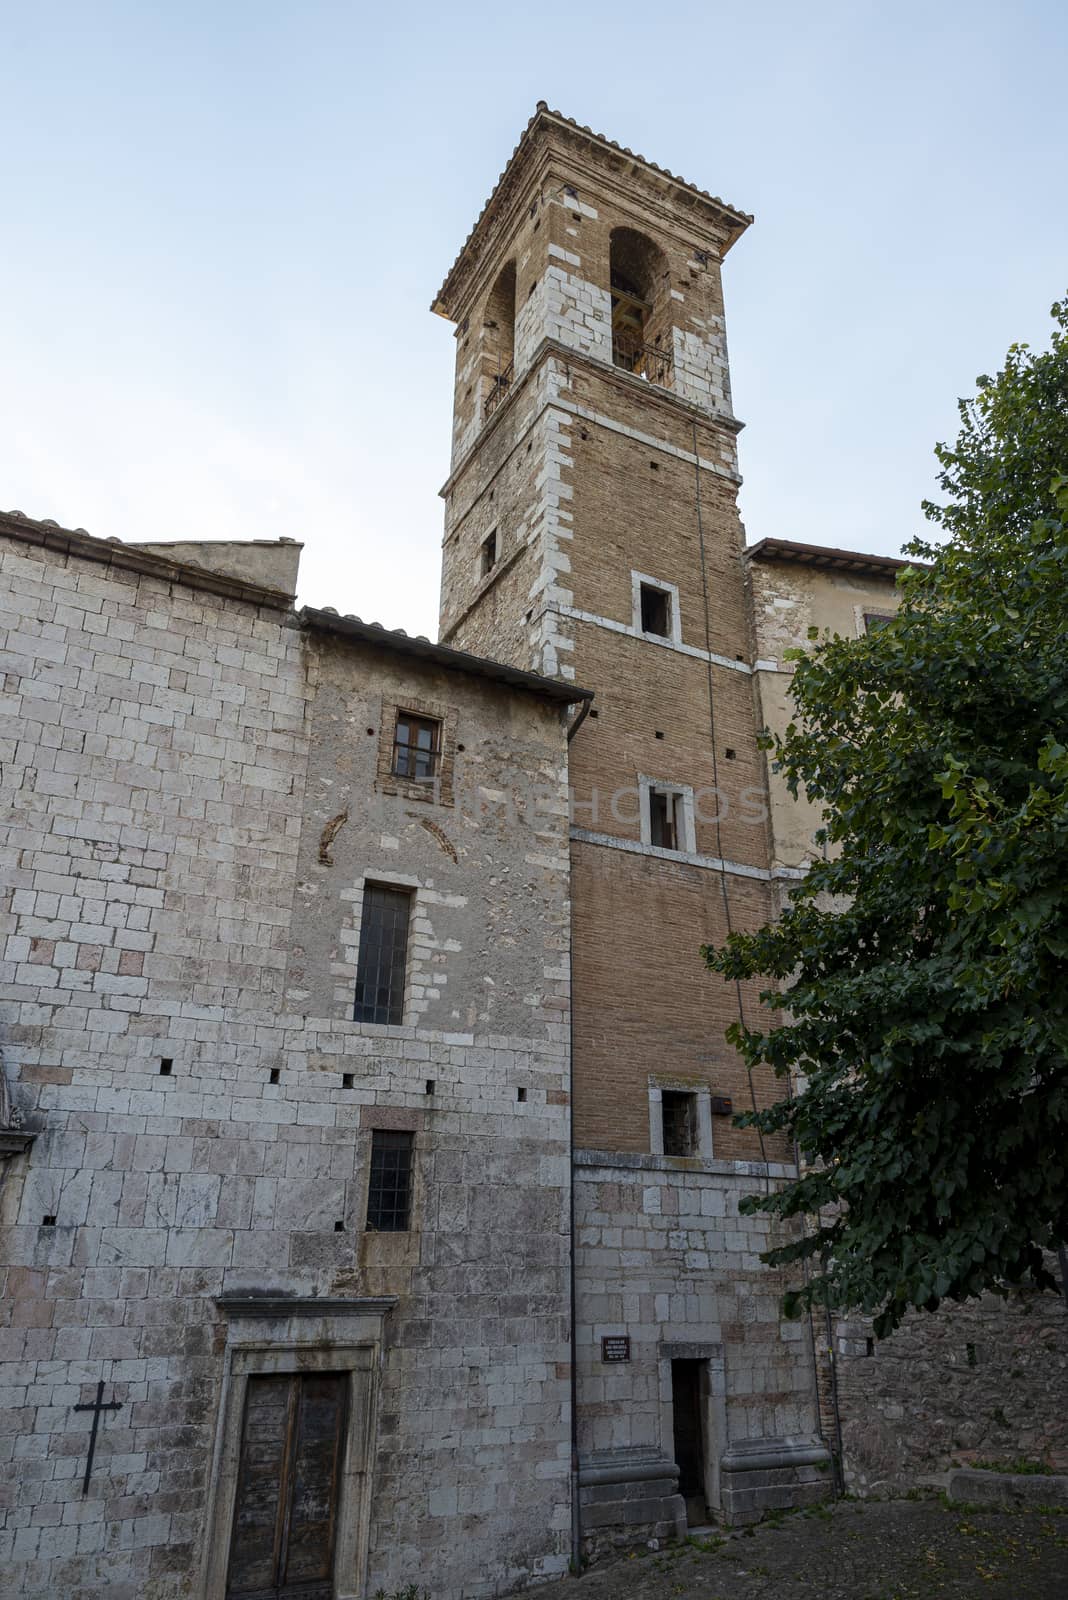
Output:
[
  {"xmin": 483, "ymin": 260, "xmax": 516, "ymax": 417},
  {"xmin": 609, "ymin": 228, "xmax": 672, "ymax": 387}
]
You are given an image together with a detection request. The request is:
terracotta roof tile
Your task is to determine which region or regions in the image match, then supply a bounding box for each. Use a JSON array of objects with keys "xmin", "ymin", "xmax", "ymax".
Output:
[{"xmin": 432, "ymin": 103, "xmax": 752, "ymax": 316}]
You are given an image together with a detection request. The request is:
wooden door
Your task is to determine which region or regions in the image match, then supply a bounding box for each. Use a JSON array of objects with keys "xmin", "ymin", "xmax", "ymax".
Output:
[{"xmin": 226, "ymin": 1373, "xmax": 347, "ymax": 1600}]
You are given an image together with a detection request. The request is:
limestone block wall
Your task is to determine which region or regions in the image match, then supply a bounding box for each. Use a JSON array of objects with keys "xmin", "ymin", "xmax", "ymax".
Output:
[
  {"xmin": 440, "ymin": 353, "xmax": 578, "ymax": 683},
  {"xmin": 672, "ymin": 321, "xmax": 733, "ymax": 415},
  {"xmin": 0, "ymin": 523, "xmax": 576, "ymax": 1600},
  {"xmin": 574, "ymin": 1153, "xmax": 828, "ymax": 1543},
  {"xmin": 0, "ymin": 526, "xmax": 308, "ymax": 1597},
  {"xmin": 515, "ymin": 257, "xmax": 612, "ymax": 375}
]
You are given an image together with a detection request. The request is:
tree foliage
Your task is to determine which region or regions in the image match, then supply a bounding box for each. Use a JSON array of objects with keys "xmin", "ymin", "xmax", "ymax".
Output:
[{"xmin": 704, "ymin": 297, "xmax": 1068, "ymax": 1335}]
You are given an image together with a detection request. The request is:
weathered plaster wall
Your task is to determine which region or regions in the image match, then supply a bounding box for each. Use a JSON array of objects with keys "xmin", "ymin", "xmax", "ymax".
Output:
[
  {"xmin": 0, "ymin": 527, "xmax": 575, "ymax": 1599},
  {"xmin": 748, "ymin": 557, "xmax": 902, "ymax": 874},
  {"xmin": 130, "ymin": 538, "xmax": 302, "ymax": 597}
]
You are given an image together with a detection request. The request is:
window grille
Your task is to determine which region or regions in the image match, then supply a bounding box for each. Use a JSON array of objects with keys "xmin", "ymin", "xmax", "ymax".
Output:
[
  {"xmin": 354, "ymin": 884, "xmax": 412, "ymax": 1025},
  {"xmin": 366, "ymin": 1130, "xmax": 414, "ymax": 1231}
]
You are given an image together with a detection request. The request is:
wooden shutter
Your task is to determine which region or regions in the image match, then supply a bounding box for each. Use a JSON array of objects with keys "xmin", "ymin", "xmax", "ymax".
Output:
[{"xmin": 226, "ymin": 1373, "xmax": 347, "ymax": 1600}]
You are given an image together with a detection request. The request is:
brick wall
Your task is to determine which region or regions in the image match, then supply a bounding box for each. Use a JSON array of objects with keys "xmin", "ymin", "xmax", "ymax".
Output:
[{"xmin": 436, "ymin": 115, "xmax": 828, "ymax": 1545}]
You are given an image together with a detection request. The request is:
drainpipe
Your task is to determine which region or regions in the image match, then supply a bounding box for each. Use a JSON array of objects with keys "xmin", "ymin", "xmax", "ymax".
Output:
[
  {"xmin": 566, "ymin": 698, "xmax": 592, "ymax": 743},
  {"xmin": 565, "ymin": 701, "xmax": 584, "ymax": 1572}
]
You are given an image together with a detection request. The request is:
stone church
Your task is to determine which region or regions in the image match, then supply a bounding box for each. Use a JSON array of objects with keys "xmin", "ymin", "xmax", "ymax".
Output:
[{"xmin": 1, "ymin": 105, "xmax": 1064, "ymax": 1600}]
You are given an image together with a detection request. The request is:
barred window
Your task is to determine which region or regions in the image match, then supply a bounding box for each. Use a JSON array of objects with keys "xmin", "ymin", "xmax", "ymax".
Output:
[
  {"xmin": 392, "ymin": 714, "xmax": 441, "ymax": 782},
  {"xmin": 366, "ymin": 1130, "xmax": 414, "ymax": 1232},
  {"xmin": 353, "ymin": 884, "xmax": 412, "ymax": 1025}
]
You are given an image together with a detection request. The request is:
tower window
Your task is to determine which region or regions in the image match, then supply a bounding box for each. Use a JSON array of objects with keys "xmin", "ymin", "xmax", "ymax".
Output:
[
  {"xmin": 632, "ymin": 572, "xmax": 681, "ymax": 644},
  {"xmin": 392, "ymin": 714, "xmax": 441, "ymax": 782},
  {"xmin": 480, "ymin": 528, "xmax": 498, "ymax": 578},
  {"xmin": 483, "ymin": 260, "xmax": 517, "ymax": 420},
  {"xmin": 640, "ymin": 777, "xmax": 695, "ymax": 854},
  {"xmin": 661, "ymin": 1091, "xmax": 698, "ymax": 1157},
  {"xmin": 640, "ymin": 583, "xmax": 671, "ymax": 637},
  {"xmin": 649, "ymin": 789, "xmax": 679, "ymax": 850},
  {"xmin": 366, "ymin": 1130, "xmax": 414, "ymax": 1231},
  {"xmin": 609, "ymin": 227, "xmax": 673, "ymax": 388},
  {"xmin": 354, "ymin": 884, "xmax": 412, "ymax": 1026}
]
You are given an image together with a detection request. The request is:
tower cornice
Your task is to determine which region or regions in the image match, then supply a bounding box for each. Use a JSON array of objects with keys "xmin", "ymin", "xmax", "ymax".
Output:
[{"xmin": 431, "ymin": 103, "xmax": 753, "ymax": 324}]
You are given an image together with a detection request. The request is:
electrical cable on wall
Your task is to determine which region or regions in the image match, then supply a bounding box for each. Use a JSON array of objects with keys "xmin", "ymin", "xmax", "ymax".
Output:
[{"xmin": 689, "ymin": 418, "xmax": 770, "ymax": 1190}]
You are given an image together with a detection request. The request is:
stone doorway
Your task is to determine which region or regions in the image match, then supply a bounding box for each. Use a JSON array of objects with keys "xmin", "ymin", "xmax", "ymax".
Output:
[
  {"xmin": 201, "ymin": 1295, "xmax": 395, "ymax": 1600},
  {"xmin": 226, "ymin": 1373, "xmax": 346, "ymax": 1600},
  {"xmin": 671, "ymin": 1359, "xmax": 708, "ymax": 1526}
]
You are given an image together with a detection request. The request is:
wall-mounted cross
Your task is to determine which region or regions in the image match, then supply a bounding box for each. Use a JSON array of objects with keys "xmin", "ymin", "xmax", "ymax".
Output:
[{"xmin": 73, "ymin": 1380, "xmax": 122, "ymax": 1495}]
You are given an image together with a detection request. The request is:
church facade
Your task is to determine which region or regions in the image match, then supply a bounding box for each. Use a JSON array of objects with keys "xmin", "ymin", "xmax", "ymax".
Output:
[{"xmin": 1, "ymin": 107, "xmax": 1064, "ymax": 1600}]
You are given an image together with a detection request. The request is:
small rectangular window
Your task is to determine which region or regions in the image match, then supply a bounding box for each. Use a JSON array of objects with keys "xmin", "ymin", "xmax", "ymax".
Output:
[
  {"xmin": 649, "ymin": 789, "xmax": 678, "ymax": 850},
  {"xmin": 640, "ymin": 583, "xmax": 671, "ymax": 637},
  {"xmin": 354, "ymin": 884, "xmax": 412, "ymax": 1025},
  {"xmin": 480, "ymin": 528, "xmax": 498, "ymax": 577},
  {"xmin": 863, "ymin": 611, "xmax": 893, "ymax": 634},
  {"xmin": 661, "ymin": 1091, "xmax": 697, "ymax": 1157},
  {"xmin": 392, "ymin": 714, "xmax": 441, "ymax": 782},
  {"xmin": 366, "ymin": 1130, "xmax": 414, "ymax": 1231}
]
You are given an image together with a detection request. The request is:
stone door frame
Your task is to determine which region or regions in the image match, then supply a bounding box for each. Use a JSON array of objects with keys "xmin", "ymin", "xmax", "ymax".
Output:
[
  {"xmin": 200, "ymin": 1297, "xmax": 396, "ymax": 1600},
  {"xmin": 658, "ymin": 1341, "xmax": 727, "ymax": 1515}
]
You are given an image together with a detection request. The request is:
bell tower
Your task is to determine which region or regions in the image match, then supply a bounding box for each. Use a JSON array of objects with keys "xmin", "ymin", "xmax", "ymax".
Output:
[{"xmin": 433, "ymin": 106, "xmax": 830, "ymax": 1545}]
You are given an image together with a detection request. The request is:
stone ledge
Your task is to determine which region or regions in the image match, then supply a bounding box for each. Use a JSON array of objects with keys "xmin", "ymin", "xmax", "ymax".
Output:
[
  {"xmin": 579, "ymin": 1451, "xmax": 679, "ymax": 1488},
  {"xmin": 216, "ymin": 1294, "xmax": 398, "ymax": 1319},
  {"xmin": 947, "ymin": 1468, "xmax": 1068, "ymax": 1509},
  {"xmin": 574, "ymin": 1148, "xmax": 796, "ymax": 1181},
  {"xmin": 0, "ymin": 1129, "xmax": 37, "ymax": 1157},
  {"xmin": 721, "ymin": 1437, "xmax": 833, "ymax": 1475}
]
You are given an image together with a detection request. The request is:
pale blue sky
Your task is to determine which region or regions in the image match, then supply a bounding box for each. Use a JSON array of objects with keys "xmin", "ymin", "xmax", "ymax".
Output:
[{"xmin": 2, "ymin": 1, "xmax": 1065, "ymax": 637}]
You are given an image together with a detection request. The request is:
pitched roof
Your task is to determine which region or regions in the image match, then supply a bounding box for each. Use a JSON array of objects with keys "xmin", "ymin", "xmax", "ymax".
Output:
[
  {"xmin": 433, "ymin": 103, "xmax": 753, "ymax": 319},
  {"xmin": 745, "ymin": 537, "xmax": 929, "ymax": 578},
  {"xmin": 300, "ymin": 606, "xmax": 593, "ymax": 705},
  {"xmin": 0, "ymin": 507, "xmax": 593, "ymax": 706}
]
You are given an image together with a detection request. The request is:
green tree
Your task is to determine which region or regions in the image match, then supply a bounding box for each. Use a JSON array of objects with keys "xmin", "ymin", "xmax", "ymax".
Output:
[{"xmin": 705, "ymin": 297, "xmax": 1068, "ymax": 1335}]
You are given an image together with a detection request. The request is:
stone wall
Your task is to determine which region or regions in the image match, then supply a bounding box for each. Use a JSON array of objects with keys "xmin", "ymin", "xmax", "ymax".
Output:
[
  {"xmin": 574, "ymin": 1152, "xmax": 829, "ymax": 1549},
  {"xmin": 0, "ymin": 519, "xmax": 576, "ymax": 1599},
  {"xmin": 822, "ymin": 1290, "xmax": 1068, "ymax": 1492}
]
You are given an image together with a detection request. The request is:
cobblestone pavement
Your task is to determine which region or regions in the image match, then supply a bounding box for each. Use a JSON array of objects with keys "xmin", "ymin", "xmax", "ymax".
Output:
[{"xmin": 513, "ymin": 1500, "xmax": 1068, "ymax": 1599}]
